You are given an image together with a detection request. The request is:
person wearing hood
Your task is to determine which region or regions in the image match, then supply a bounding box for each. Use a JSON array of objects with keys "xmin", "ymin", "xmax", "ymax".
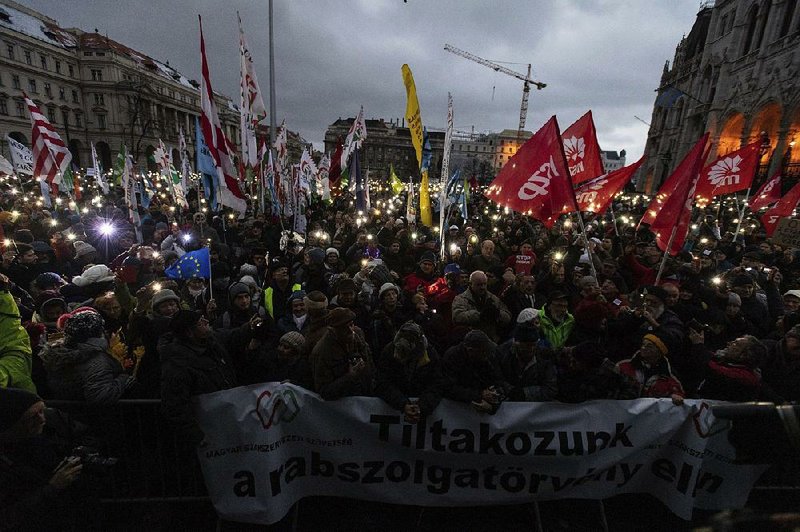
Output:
[
  {"xmin": 31, "ymin": 291, "xmax": 67, "ymax": 335},
  {"xmin": 40, "ymin": 308, "xmax": 136, "ymax": 404},
  {"xmin": 0, "ymin": 273, "xmax": 36, "ymax": 393},
  {"xmin": 375, "ymin": 321, "xmax": 444, "ymax": 422},
  {"xmin": 277, "ymin": 290, "xmax": 309, "ymax": 335}
]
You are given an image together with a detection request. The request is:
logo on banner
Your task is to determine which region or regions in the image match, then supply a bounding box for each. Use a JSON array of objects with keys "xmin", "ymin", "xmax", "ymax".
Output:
[
  {"xmin": 518, "ymin": 155, "xmax": 558, "ymax": 200},
  {"xmin": 564, "ymin": 136, "xmax": 586, "ymax": 177},
  {"xmin": 576, "ymin": 177, "xmax": 608, "ymax": 205},
  {"xmin": 707, "ymin": 155, "xmax": 742, "ymax": 187},
  {"xmin": 692, "ymin": 402, "xmax": 729, "ymax": 438},
  {"xmin": 255, "ymin": 388, "xmax": 301, "ymax": 429}
]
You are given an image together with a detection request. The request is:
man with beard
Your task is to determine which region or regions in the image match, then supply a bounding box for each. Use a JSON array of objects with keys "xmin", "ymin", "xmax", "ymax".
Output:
[
  {"xmin": 692, "ymin": 334, "xmax": 766, "ymax": 402},
  {"xmin": 452, "ymin": 271, "xmax": 511, "ymax": 343},
  {"xmin": 494, "ymin": 324, "xmax": 557, "ymax": 401},
  {"xmin": 402, "ymin": 251, "xmax": 446, "ymax": 303},
  {"xmin": 538, "ymin": 291, "xmax": 575, "ymax": 349},
  {"xmin": 608, "ymin": 285, "xmax": 685, "ymax": 362},
  {"xmin": 501, "ymin": 273, "xmax": 537, "ymax": 323},
  {"xmin": 312, "ymin": 307, "xmax": 374, "ymax": 399}
]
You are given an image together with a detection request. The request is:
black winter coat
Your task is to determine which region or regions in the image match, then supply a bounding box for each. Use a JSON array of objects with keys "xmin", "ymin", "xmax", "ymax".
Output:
[
  {"xmin": 494, "ymin": 340, "xmax": 557, "ymax": 401},
  {"xmin": 375, "ymin": 343, "xmax": 445, "ymax": 416},
  {"xmin": 441, "ymin": 343, "xmax": 504, "ymax": 403}
]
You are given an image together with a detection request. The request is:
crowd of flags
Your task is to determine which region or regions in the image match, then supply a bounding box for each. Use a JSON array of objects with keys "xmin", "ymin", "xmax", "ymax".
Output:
[{"xmin": 0, "ymin": 14, "xmax": 797, "ymax": 259}]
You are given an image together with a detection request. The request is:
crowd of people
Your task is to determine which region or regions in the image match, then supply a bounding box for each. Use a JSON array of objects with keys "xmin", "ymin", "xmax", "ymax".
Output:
[{"xmin": 1, "ymin": 183, "xmax": 799, "ymax": 527}]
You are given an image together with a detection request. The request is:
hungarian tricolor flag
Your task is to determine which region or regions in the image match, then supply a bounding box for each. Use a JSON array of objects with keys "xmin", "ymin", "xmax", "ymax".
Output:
[
  {"xmin": 749, "ymin": 168, "xmax": 782, "ymax": 212},
  {"xmin": 486, "ymin": 116, "xmax": 577, "ymax": 227},
  {"xmin": 574, "ymin": 156, "xmax": 645, "ymax": 213},
  {"xmin": 761, "ymin": 181, "xmax": 800, "ymax": 236},
  {"xmin": 328, "ymin": 137, "xmax": 344, "ymax": 197},
  {"xmin": 649, "ymin": 133, "xmax": 710, "ymax": 255},
  {"xmin": 694, "ymin": 141, "xmax": 760, "ymax": 203},
  {"xmin": 562, "ymin": 110, "xmax": 605, "ymax": 185}
]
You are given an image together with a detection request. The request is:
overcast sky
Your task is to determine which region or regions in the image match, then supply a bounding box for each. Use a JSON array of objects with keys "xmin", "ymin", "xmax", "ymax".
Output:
[{"xmin": 22, "ymin": 0, "xmax": 701, "ymax": 160}]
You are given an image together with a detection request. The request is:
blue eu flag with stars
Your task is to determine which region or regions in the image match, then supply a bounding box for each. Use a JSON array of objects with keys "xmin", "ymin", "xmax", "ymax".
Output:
[{"xmin": 165, "ymin": 247, "xmax": 211, "ymax": 280}]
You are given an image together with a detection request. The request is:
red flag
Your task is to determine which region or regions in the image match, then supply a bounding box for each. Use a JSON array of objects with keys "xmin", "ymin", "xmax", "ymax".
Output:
[
  {"xmin": 749, "ymin": 168, "xmax": 782, "ymax": 212},
  {"xmin": 649, "ymin": 134, "xmax": 709, "ymax": 255},
  {"xmin": 199, "ymin": 16, "xmax": 247, "ymax": 213},
  {"xmin": 694, "ymin": 141, "xmax": 760, "ymax": 203},
  {"xmin": 328, "ymin": 136, "xmax": 343, "ymax": 196},
  {"xmin": 761, "ymin": 181, "xmax": 800, "ymax": 236},
  {"xmin": 486, "ymin": 116, "xmax": 577, "ymax": 228},
  {"xmin": 562, "ymin": 110, "xmax": 605, "ymax": 185},
  {"xmin": 574, "ymin": 156, "xmax": 645, "ymax": 213}
]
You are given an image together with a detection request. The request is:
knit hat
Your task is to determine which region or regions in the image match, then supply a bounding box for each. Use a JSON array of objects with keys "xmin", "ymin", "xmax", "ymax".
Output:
[
  {"xmin": 228, "ymin": 282, "xmax": 251, "ymax": 301},
  {"xmin": 444, "ymin": 263, "xmax": 461, "ymax": 276},
  {"xmin": 73, "ymin": 240, "xmax": 97, "ymax": 259},
  {"xmin": 155, "ymin": 222, "xmax": 169, "ymax": 231},
  {"xmin": 731, "ymin": 274, "xmax": 754, "ymax": 287},
  {"xmin": 151, "ymin": 289, "xmax": 180, "ymax": 311},
  {"xmin": 35, "ymin": 290, "xmax": 66, "ymax": 315},
  {"xmin": 288, "ymin": 290, "xmax": 307, "ymax": 304},
  {"xmin": 169, "ymin": 309, "xmax": 202, "ymax": 336},
  {"xmin": 279, "ymin": 331, "xmax": 305, "ymax": 352},
  {"xmin": 393, "ymin": 321, "xmax": 424, "ymax": 360},
  {"xmin": 303, "ymin": 291, "xmax": 328, "ymax": 311},
  {"xmin": 379, "ymin": 283, "xmax": 399, "ymax": 299},
  {"xmin": 307, "ymin": 247, "xmax": 325, "ymax": 265},
  {"xmin": 513, "ymin": 324, "xmax": 539, "ymax": 343},
  {"xmin": 419, "ymin": 251, "xmax": 437, "ymax": 265},
  {"xmin": 574, "ymin": 300, "xmax": 608, "ymax": 326},
  {"xmin": 336, "ymin": 278, "xmax": 357, "ymax": 293},
  {"xmin": 327, "ymin": 307, "xmax": 355, "ymax": 328},
  {"xmin": 643, "ymin": 333, "xmax": 669, "ymax": 355},
  {"xmin": 325, "ymin": 247, "xmax": 340, "ymax": 257},
  {"xmin": 71, "ymin": 264, "xmax": 115, "ymax": 287},
  {"xmin": 239, "ymin": 263, "xmax": 258, "ymax": 278},
  {"xmin": 33, "ymin": 272, "xmax": 66, "ymax": 290},
  {"xmin": 516, "ymin": 308, "xmax": 540, "ymax": 324},
  {"xmin": 13, "ymin": 229, "xmax": 33, "ymax": 244},
  {"xmin": 784, "ymin": 289, "xmax": 800, "ymax": 300},
  {"xmin": 64, "ymin": 308, "xmax": 105, "ymax": 344},
  {"xmin": 239, "ymin": 275, "xmax": 258, "ymax": 292},
  {"xmin": 463, "ymin": 329, "xmax": 495, "ymax": 351},
  {"xmin": 31, "ymin": 241, "xmax": 52, "ymax": 254},
  {"xmin": 727, "ymin": 292, "xmax": 742, "ymax": 307},
  {"xmin": 0, "ymin": 387, "xmax": 43, "ymax": 432}
]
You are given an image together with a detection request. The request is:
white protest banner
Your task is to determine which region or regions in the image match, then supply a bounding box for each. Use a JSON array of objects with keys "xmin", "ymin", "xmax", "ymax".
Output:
[
  {"xmin": 6, "ymin": 135, "xmax": 33, "ymax": 175},
  {"xmin": 194, "ymin": 384, "xmax": 766, "ymax": 525}
]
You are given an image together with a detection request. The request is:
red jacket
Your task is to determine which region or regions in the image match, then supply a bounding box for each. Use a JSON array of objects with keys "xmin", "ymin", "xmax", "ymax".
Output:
[{"xmin": 616, "ymin": 354, "xmax": 684, "ymax": 398}]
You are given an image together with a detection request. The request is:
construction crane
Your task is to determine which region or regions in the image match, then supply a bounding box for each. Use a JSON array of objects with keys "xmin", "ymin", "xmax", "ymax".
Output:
[{"xmin": 444, "ymin": 43, "xmax": 546, "ymax": 141}]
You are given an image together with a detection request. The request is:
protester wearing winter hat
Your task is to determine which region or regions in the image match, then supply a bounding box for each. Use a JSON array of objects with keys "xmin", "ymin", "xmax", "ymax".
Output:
[
  {"xmin": 277, "ymin": 290, "xmax": 309, "ymax": 335},
  {"xmin": 217, "ymin": 282, "xmax": 271, "ymax": 332},
  {"xmin": 249, "ymin": 331, "xmax": 313, "ymax": 390},
  {"xmin": 442, "ymin": 329, "xmax": 505, "ymax": 414},
  {"xmin": 0, "ymin": 387, "xmax": 89, "ymax": 531},
  {"xmin": 0, "ymin": 272, "xmax": 36, "ymax": 393},
  {"xmin": 72, "ymin": 240, "xmax": 97, "ymax": 265},
  {"xmin": 301, "ymin": 290, "xmax": 329, "ymax": 360},
  {"xmin": 40, "ymin": 308, "xmax": 136, "ymax": 404},
  {"xmin": 375, "ymin": 321, "xmax": 444, "ymax": 422},
  {"xmin": 402, "ymin": 250, "xmax": 447, "ymax": 303},
  {"xmin": 615, "ymin": 332, "xmax": 685, "ymax": 404},
  {"xmin": 312, "ymin": 307, "xmax": 374, "ymax": 400},
  {"xmin": 495, "ymin": 323, "xmax": 557, "ymax": 401}
]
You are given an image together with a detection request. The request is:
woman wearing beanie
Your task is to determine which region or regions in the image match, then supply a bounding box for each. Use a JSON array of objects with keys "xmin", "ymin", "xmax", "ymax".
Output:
[
  {"xmin": 249, "ymin": 331, "xmax": 313, "ymax": 389},
  {"xmin": 40, "ymin": 308, "xmax": 136, "ymax": 404}
]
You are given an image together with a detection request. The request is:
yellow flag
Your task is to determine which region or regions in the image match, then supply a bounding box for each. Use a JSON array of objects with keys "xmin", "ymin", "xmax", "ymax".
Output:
[
  {"xmin": 401, "ymin": 64, "xmax": 424, "ymax": 168},
  {"xmin": 389, "ymin": 165, "xmax": 404, "ymax": 195},
  {"xmin": 419, "ymin": 169, "xmax": 432, "ymax": 226}
]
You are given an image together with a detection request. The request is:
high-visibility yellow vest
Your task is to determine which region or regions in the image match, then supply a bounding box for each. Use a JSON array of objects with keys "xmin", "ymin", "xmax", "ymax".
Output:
[{"xmin": 263, "ymin": 284, "xmax": 302, "ymax": 318}]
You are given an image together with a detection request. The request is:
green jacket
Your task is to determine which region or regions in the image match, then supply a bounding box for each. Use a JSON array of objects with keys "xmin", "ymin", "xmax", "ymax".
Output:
[
  {"xmin": 0, "ymin": 290, "xmax": 36, "ymax": 392},
  {"xmin": 538, "ymin": 305, "xmax": 575, "ymax": 349}
]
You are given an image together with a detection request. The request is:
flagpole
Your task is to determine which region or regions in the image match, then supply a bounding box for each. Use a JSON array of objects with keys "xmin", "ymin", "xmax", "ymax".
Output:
[
  {"xmin": 267, "ymin": 0, "xmax": 281, "ymax": 230},
  {"xmin": 655, "ymin": 225, "xmax": 678, "ymax": 285},
  {"xmin": 207, "ymin": 247, "xmax": 214, "ymax": 302},
  {"xmin": 609, "ymin": 202, "xmax": 620, "ymax": 236},
  {"xmin": 574, "ymin": 211, "xmax": 598, "ymax": 279}
]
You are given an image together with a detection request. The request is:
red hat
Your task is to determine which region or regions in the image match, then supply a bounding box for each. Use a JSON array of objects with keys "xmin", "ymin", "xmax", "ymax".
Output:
[{"xmin": 574, "ymin": 300, "xmax": 608, "ymax": 327}]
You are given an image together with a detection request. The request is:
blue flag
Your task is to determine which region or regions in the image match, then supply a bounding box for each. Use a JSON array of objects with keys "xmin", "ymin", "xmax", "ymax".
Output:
[
  {"xmin": 655, "ymin": 86, "xmax": 684, "ymax": 109},
  {"xmin": 195, "ymin": 116, "xmax": 219, "ymax": 210},
  {"xmin": 165, "ymin": 247, "xmax": 211, "ymax": 280}
]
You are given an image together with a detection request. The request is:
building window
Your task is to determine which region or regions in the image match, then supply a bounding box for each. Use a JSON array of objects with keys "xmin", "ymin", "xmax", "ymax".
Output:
[
  {"xmin": 47, "ymin": 107, "xmax": 56, "ymax": 123},
  {"xmin": 94, "ymin": 93, "xmax": 104, "ymax": 106},
  {"xmin": 5, "ymin": 43, "xmax": 13, "ymax": 60},
  {"xmin": 55, "ymin": 60, "xmax": 61, "ymax": 74},
  {"xmin": 97, "ymin": 114, "xmax": 106, "ymax": 129},
  {"xmin": 59, "ymin": 87, "xmax": 65, "ymax": 100},
  {"xmin": 24, "ymin": 50, "xmax": 31, "ymax": 65},
  {"xmin": 71, "ymin": 90, "xmax": 79, "ymax": 103},
  {"xmin": 0, "ymin": 98, "xmax": 7, "ymax": 115},
  {"xmin": 12, "ymin": 74, "xmax": 19, "ymax": 89},
  {"xmin": 780, "ymin": 0, "xmax": 797, "ymax": 37},
  {"xmin": 75, "ymin": 113, "xmax": 82, "ymax": 128},
  {"xmin": 62, "ymin": 109, "xmax": 69, "ymax": 126},
  {"xmin": 91, "ymin": 69, "xmax": 103, "ymax": 81},
  {"xmin": 40, "ymin": 55, "xmax": 47, "ymax": 70},
  {"xmin": 83, "ymin": 51, "xmax": 93, "ymax": 57},
  {"xmin": 718, "ymin": 15, "xmax": 728, "ymax": 37},
  {"xmin": 15, "ymin": 100, "xmax": 24, "ymax": 117},
  {"xmin": 28, "ymin": 79, "xmax": 37, "ymax": 93},
  {"xmin": 44, "ymin": 82, "xmax": 51, "ymax": 97},
  {"xmin": 68, "ymin": 64, "xmax": 74, "ymax": 77},
  {"xmin": 0, "ymin": 72, "xmax": 3, "ymax": 86},
  {"xmin": 96, "ymin": 51, "xmax": 105, "ymax": 57}
]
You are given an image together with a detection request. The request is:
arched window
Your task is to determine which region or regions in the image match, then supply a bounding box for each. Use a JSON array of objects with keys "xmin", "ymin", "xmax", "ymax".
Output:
[
  {"xmin": 780, "ymin": 0, "xmax": 797, "ymax": 37},
  {"xmin": 8, "ymin": 131, "xmax": 27, "ymax": 145},
  {"xmin": 68, "ymin": 139, "xmax": 82, "ymax": 168},
  {"xmin": 755, "ymin": 0, "xmax": 772, "ymax": 47},
  {"xmin": 96, "ymin": 141, "xmax": 112, "ymax": 171},
  {"xmin": 742, "ymin": 5, "xmax": 759, "ymax": 54}
]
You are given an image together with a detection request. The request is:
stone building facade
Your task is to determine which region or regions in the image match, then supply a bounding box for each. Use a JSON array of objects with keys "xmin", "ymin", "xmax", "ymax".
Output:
[
  {"xmin": 0, "ymin": 1, "xmax": 241, "ymax": 174},
  {"xmin": 640, "ymin": 0, "xmax": 800, "ymax": 194}
]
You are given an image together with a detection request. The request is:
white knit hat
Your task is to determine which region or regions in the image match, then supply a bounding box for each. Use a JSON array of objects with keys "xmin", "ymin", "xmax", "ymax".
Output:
[
  {"xmin": 71, "ymin": 264, "xmax": 115, "ymax": 287},
  {"xmin": 73, "ymin": 240, "xmax": 97, "ymax": 259}
]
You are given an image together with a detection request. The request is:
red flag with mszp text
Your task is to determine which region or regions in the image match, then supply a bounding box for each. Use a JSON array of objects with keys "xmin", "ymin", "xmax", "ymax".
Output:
[
  {"xmin": 649, "ymin": 133, "xmax": 709, "ymax": 255},
  {"xmin": 749, "ymin": 169, "xmax": 782, "ymax": 212},
  {"xmin": 486, "ymin": 116, "xmax": 577, "ymax": 227},
  {"xmin": 761, "ymin": 181, "xmax": 800, "ymax": 236},
  {"xmin": 694, "ymin": 141, "xmax": 761, "ymax": 203},
  {"xmin": 574, "ymin": 156, "xmax": 645, "ymax": 213}
]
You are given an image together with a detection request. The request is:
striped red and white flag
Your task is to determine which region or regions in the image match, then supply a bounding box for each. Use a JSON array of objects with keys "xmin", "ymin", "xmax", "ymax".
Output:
[
  {"xmin": 24, "ymin": 94, "xmax": 71, "ymax": 187},
  {"xmin": 198, "ymin": 16, "xmax": 247, "ymax": 214}
]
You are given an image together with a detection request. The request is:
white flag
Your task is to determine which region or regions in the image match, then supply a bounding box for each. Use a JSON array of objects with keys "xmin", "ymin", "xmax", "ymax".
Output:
[
  {"xmin": 90, "ymin": 142, "xmax": 109, "ymax": 194},
  {"xmin": 341, "ymin": 106, "xmax": 367, "ymax": 169},
  {"xmin": 238, "ymin": 13, "xmax": 266, "ymax": 171},
  {"xmin": 6, "ymin": 135, "xmax": 33, "ymax": 175},
  {"xmin": 0, "ymin": 154, "xmax": 14, "ymax": 175}
]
